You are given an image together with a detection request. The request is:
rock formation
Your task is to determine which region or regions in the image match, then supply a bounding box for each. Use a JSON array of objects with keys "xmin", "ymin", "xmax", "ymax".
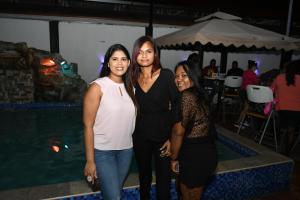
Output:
[{"xmin": 0, "ymin": 41, "xmax": 87, "ymax": 103}]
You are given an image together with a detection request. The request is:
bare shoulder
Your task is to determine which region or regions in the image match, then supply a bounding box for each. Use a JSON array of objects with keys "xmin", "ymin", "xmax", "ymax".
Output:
[
  {"xmin": 89, "ymin": 82, "xmax": 102, "ymax": 91},
  {"xmin": 85, "ymin": 83, "xmax": 102, "ymax": 100}
]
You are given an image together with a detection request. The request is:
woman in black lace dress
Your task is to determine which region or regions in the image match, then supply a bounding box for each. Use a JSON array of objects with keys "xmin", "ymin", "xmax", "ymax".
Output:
[{"xmin": 171, "ymin": 60, "xmax": 217, "ymax": 200}]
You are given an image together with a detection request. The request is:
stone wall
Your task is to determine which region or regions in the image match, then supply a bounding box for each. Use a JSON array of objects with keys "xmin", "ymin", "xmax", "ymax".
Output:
[
  {"xmin": 0, "ymin": 41, "xmax": 36, "ymax": 103},
  {"xmin": 0, "ymin": 69, "xmax": 34, "ymax": 103},
  {"xmin": 0, "ymin": 41, "xmax": 87, "ymax": 103}
]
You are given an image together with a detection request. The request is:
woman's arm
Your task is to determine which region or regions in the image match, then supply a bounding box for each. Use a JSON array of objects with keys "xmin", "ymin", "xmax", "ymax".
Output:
[
  {"xmin": 170, "ymin": 121, "xmax": 185, "ymax": 173},
  {"xmin": 160, "ymin": 69, "xmax": 180, "ymax": 156},
  {"xmin": 83, "ymin": 83, "xmax": 102, "ymax": 181},
  {"xmin": 170, "ymin": 122, "xmax": 185, "ymax": 161},
  {"xmin": 270, "ymin": 77, "xmax": 277, "ymax": 92}
]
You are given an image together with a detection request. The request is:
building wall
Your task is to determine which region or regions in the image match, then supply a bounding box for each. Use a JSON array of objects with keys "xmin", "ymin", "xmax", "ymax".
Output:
[
  {"xmin": 59, "ymin": 22, "xmax": 145, "ymax": 83},
  {"xmin": 1, "ymin": 17, "xmax": 300, "ymax": 82},
  {"xmin": 0, "ymin": 18, "xmax": 50, "ymax": 51}
]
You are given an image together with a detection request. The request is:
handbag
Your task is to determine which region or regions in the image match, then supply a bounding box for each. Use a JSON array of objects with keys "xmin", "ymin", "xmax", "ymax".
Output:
[
  {"xmin": 263, "ymin": 102, "xmax": 272, "ymax": 116},
  {"xmin": 263, "ymin": 99, "xmax": 277, "ymax": 116}
]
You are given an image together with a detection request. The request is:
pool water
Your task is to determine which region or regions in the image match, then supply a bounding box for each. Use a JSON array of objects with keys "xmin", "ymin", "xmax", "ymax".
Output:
[{"xmin": 0, "ymin": 108, "xmax": 243, "ymax": 191}]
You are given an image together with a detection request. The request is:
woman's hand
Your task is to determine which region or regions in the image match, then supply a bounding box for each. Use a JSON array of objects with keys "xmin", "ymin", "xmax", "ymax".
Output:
[
  {"xmin": 160, "ymin": 139, "xmax": 171, "ymax": 157},
  {"xmin": 171, "ymin": 160, "xmax": 179, "ymax": 174},
  {"xmin": 84, "ymin": 161, "xmax": 97, "ymax": 183}
]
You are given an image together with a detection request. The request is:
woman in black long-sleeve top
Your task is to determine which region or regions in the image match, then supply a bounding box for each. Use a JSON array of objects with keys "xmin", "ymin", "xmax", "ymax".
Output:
[{"xmin": 130, "ymin": 36, "xmax": 179, "ymax": 200}]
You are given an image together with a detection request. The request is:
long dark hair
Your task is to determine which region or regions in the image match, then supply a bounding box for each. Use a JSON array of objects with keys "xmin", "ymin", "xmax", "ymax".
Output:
[
  {"xmin": 286, "ymin": 59, "xmax": 300, "ymax": 86},
  {"xmin": 99, "ymin": 44, "xmax": 137, "ymax": 107},
  {"xmin": 175, "ymin": 60, "xmax": 217, "ymax": 139},
  {"xmin": 130, "ymin": 36, "xmax": 161, "ymax": 86},
  {"xmin": 174, "ymin": 60, "xmax": 209, "ymax": 114}
]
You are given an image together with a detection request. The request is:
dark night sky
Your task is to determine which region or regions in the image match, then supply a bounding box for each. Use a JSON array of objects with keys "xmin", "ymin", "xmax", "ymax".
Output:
[{"xmin": 0, "ymin": 0, "xmax": 299, "ymax": 30}]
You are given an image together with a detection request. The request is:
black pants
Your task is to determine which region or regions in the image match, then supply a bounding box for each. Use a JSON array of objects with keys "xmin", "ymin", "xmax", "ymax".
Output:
[
  {"xmin": 278, "ymin": 110, "xmax": 300, "ymax": 155},
  {"xmin": 133, "ymin": 136, "xmax": 171, "ymax": 200}
]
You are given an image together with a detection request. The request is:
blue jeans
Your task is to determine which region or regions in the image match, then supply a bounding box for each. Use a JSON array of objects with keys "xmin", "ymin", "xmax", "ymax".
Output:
[{"xmin": 94, "ymin": 148, "xmax": 133, "ymax": 200}]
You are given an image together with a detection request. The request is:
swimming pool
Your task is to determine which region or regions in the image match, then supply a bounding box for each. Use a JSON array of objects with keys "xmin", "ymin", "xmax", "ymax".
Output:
[
  {"xmin": 0, "ymin": 106, "xmax": 245, "ymax": 191},
  {"xmin": 0, "ymin": 107, "xmax": 85, "ymax": 190}
]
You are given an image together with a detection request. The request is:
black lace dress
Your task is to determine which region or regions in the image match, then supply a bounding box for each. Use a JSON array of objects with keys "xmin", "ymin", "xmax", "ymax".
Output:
[{"xmin": 175, "ymin": 87, "xmax": 218, "ymax": 187}]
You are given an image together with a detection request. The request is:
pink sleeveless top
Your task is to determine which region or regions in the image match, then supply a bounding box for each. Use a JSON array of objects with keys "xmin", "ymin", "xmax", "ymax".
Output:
[{"xmin": 92, "ymin": 77, "xmax": 136, "ymax": 150}]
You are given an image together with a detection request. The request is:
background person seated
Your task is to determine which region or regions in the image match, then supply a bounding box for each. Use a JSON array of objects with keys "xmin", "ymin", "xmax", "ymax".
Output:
[
  {"xmin": 241, "ymin": 60, "xmax": 259, "ymax": 92},
  {"xmin": 203, "ymin": 59, "xmax": 218, "ymax": 77},
  {"xmin": 235, "ymin": 60, "xmax": 260, "ymax": 127},
  {"xmin": 226, "ymin": 60, "xmax": 243, "ymax": 77}
]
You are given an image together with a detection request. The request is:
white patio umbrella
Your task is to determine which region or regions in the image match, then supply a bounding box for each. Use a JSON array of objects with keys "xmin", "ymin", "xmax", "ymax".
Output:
[{"xmin": 155, "ymin": 11, "xmax": 300, "ymax": 51}]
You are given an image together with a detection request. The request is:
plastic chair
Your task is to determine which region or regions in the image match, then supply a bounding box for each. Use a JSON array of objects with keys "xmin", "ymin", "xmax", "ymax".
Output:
[
  {"xmin": 224, "ymin": 76, "xmax": 242, "ymax": 89},
  {"xmin": 237, "ymin": 85, "xmax": 278, "ymax": 151},
  {"xmin": 221, "ymin": 76, "xmax": 243, "ymax": 121}
]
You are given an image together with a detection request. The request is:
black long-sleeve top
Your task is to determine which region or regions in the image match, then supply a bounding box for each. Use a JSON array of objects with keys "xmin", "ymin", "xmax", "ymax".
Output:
[{"xmin": 133, "ymin": 68, "xmax": 179, "ymax": 142}]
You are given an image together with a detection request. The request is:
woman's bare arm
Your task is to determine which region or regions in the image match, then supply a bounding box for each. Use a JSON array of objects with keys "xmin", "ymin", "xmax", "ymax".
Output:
[{"xmin": 83, "ymin": 83, "xmax": 102, "ymax": 180}]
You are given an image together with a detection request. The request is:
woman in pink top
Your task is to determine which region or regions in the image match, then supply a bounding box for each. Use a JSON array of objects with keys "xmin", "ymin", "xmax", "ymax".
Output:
[
  {"xmin": 272, "ymin": 59, "xmax": 300, "ymax": 155},
  {"xmin": 83, "ymin": 44, "xmax": 137, "ymax": 199},
  {"xmin": 241, "ymin": 60, "xmax": 259, "ymax": 91}
]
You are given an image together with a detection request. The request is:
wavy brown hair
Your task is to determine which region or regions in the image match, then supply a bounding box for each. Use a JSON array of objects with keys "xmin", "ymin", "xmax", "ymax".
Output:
[{"xmin": 130, "ymin": 36, "xmax": 161, "ymax": 86}]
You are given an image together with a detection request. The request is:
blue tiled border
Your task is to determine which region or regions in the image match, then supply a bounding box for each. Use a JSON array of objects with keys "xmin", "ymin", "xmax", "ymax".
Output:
[
  {"xmin": 58, "ymin": 161, "xmax": 293, "ymax": 200},
  {"xmin": 202, "ymin": 161, "xmax": 293, "ymax": 200}
]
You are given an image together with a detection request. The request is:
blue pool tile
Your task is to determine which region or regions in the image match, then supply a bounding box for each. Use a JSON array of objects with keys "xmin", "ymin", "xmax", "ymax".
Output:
[{"xmin": 58, "ymin": 162, "xmax": 292, "ymax": 200}]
